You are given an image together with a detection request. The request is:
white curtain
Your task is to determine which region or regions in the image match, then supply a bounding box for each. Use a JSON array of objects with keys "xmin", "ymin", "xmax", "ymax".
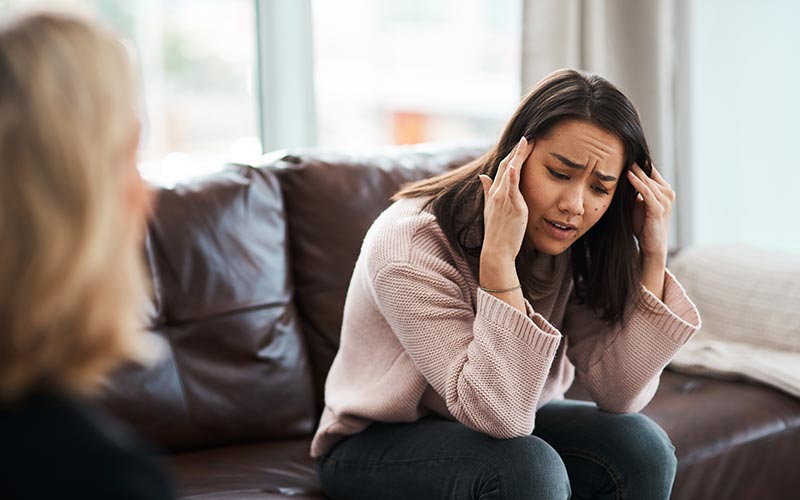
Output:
[{"xmin": 521, "ymin": 0, "xmax": 689, "ymax": 249}]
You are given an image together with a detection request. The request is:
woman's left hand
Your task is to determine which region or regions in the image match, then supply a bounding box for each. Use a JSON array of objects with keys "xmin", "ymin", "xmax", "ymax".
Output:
[{"xmin": 627, "ymin": 163, "xmax": 674, "ymax": 261}]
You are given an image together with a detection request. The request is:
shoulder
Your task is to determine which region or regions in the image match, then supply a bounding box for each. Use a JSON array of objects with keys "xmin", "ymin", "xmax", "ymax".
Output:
[
  {"xmin": 0, "ymin": 391, "xmax": 174, "ymax": 499},
  {"xmin": 363, "ymin": 196, "xmax": 456, "ymax": 272},
  {"xmin": 356, "ymin": 197, "xmax": 475, "ymax": 303}
]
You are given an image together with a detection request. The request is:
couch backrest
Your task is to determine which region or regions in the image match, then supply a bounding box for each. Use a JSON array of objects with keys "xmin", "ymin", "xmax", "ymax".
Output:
[
  {"xmin": 265, "ymin": 142, "xmax": 489, "ymax": 411},
  {"xmin": 101, "ymin": 165, "xmax": 317, "ymax": 451},
  {"xmin": 100, "ymin": 143, "xmax": 488, "ymax": 450}
]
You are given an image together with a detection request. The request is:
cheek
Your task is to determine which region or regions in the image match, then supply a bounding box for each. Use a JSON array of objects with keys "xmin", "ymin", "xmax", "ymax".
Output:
[
  {"xmin": 520, "ymin": 175, "xmax": 552, "ymax": 211},
  {"xmin": 587, "ymin": 199, "xmax": 610, "ymax": 224}
]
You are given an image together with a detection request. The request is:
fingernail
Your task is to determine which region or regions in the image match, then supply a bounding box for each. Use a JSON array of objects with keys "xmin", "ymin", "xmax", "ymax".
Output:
[{"xmin": 519, "ymin": 136, "xmax": 527, "ymax": 145}]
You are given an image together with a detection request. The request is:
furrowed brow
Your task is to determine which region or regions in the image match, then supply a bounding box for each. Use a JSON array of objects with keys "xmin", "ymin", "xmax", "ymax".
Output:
[
  {"xmin": 550, "ymin": 153, "xmax": 584, "ymax": 170},
  {"xmin": 595, "ymin": 172, "xmax": 617, "ymax": 182},
  {"xmin": 549, "ymin": 152, "xmax": 617, "ymax": 182}
]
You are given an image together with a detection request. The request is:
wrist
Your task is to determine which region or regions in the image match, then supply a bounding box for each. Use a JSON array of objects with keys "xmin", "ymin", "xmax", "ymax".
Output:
[
  {"xmin": 640, "ymin": 253, "xmax": 666, "ymax": 301},
  {"xmin": 480, "ymin": 248, "xmax": 516, "ymax": 269},
  {"xmin": 640, "ymin": 249, "xmax": 667, "ymax": 266},
  {"xmin": 479, "ymin": 283, "xmax": 522, "ymax": 293},
  {"xmin": 479, "ymin": 253, "xmax": 519, "ymax": 290}
]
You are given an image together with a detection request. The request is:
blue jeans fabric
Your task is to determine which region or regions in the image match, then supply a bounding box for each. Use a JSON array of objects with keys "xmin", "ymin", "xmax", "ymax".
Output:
[{"xmin": 316, "ymin": 399, "xmax": 677, "ymax": 500}]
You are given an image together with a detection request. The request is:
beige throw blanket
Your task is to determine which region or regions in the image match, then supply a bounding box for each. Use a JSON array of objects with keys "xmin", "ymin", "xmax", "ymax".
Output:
[{"xmin": 669, "ymin": 244, "xmax": 800, "ymax": 398}]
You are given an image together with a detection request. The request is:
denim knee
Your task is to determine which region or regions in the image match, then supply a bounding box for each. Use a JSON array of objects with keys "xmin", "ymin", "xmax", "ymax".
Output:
[
  {"xmin": 605, "ymin": 412, "xmax": 677, "ymax": 486},
  {"xmin": 480, "ymin": 435, "xmax": 571, "ymax": 500}
]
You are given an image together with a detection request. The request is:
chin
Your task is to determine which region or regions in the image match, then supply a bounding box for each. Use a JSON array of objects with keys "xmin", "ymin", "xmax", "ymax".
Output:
[
  {"xmin": 541, "ymin": 246, "xmax": 572, "ymax": 256},
  {"xmin": 528, "ymin": 237, "xmax": 573, "ymax": 256}
]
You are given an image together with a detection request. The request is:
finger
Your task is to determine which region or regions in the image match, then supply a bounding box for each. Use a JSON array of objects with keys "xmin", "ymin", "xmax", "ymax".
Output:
[
  {"xmin": 633, "ymin": 163, "xmax": 656, "ymax": 178},
  {"xmin": 506, "ymin": 161, "xmax": 518, "ymax": 197},
  {"xmin": 640, "ymin": 162, "xmax": 668, "ymax": 190},
  {"xmin": 494, "ymin": 145, "xmax": 516, "ymax": 188},
  {"xmin": 649, "ymin": 164, "xmax": 672, "ymax": 190},
  {"xmin": 496, "ymin": 139, "xmax": 524, "ymax": 196},
  {"xmin": 632, "ymin": 164, "xmax": 669, "ymax": 204},
  {"xmin": 508, "ymin": 136, "xmax": 528, "ymax": 170},
  {"xmin": 649, "ymin": 163, "xmax": 663, "ymax": 181},
  {"xmin": 631, "ymin": 171, "xmax": 669, "ymax": 211},
  {"xmin": 648, "ymin": 164, "xmax": 676, "ymax": 201},
  {"xmin": 478, "ymin": 174, "xmax": 492, "ymax": 200},
  {"xmin": 495, "ymin": 157, "xmax": 509, "ymax": 190},
  {"xmin": 495, "ymin": 136, "xmax": 526, "ymax": 190},
  {"xmin": 505, "ymin": 136, "xmax": 532, "ymax": 195},
  {"xmin": 513, "ymin": 137, "xmax": 534, "ymax": 190},
  {"xmin": 627, "ymin": 169, "xmax": 663, "ymax": 208}
]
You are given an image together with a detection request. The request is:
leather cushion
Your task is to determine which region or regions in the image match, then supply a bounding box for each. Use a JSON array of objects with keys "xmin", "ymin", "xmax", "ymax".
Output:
[
  {"xmin": 101, "ymin": 165, "xmax": 316, "ymax": 451},
  {"xmin": 166, "ymin": 437, "xmax": 323, "ymax": 500}
]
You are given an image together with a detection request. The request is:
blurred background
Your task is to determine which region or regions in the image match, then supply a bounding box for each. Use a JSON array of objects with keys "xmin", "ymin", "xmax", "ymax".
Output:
[{"xmin": 2, "ymin": 0, "xmax": 798, "ymax": 253}]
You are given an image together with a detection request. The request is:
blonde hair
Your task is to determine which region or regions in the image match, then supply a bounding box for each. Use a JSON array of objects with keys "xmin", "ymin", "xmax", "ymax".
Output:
[{"xmin": 0, "ymin": 11, "xmax": 153, "ymax": 401}]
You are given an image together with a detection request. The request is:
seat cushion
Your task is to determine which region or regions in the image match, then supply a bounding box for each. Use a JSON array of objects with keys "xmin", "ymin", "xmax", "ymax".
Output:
[
  {"xmin": 165, "ymin": 438, "xmax": 323, "ymax": 500},
  {"xmin": 567, "ymin": 369, "xmax": 800, "ymax": 499},
  {"xmin": 164, "ymin": 370, "xmax": 800, "ymax": 500}
]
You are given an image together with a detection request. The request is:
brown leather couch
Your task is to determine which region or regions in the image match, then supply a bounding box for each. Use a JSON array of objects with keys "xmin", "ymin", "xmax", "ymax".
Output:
[{"xmin": 101, "ymin": 142, "xmax": 800, "ymax": 499}]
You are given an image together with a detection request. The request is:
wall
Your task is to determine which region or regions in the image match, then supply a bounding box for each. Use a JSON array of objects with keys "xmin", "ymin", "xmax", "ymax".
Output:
[{"xmin": 688, "ymin": 0, "xmax": 800, "ymax": 252}]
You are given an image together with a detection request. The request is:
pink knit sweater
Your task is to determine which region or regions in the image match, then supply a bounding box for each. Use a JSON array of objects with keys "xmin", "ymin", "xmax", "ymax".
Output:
[{"xmin": 310, "ymin": 197, "xmax": 701, "ymax": 458}]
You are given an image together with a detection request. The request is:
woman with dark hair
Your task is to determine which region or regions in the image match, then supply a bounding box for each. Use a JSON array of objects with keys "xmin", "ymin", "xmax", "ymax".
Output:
[{"xmin": 312, "ymin": 69, "xmax": 701, "ymax": 499}]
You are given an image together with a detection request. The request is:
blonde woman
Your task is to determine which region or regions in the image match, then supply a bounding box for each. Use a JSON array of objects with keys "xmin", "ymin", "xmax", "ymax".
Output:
[{"xmin": 0, "ymin": 12, "xmax": 173, "ymax": 499}]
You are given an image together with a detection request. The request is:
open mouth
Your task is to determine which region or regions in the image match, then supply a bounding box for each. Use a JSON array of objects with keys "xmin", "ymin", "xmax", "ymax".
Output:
[
  {"xmin": 546, "ymin": 220, "xmax": 576, "ymax": 231},
  {"xmin": 544, "ymin": 219, "xmax": 578, "ymax": 240}
]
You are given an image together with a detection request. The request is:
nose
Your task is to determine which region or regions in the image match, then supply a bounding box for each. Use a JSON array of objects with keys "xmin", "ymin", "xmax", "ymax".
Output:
[{"xmin": 557, "ymin": 184, "xmax": 585, "ymax": 216}]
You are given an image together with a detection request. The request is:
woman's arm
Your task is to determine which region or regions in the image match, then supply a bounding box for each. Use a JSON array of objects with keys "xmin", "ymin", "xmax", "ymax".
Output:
[
  {"xmin": 560, "ymin": 162, "xmax": 698, "ymax": 413},
  {"xmin": 477, "ymin": 136, "xmax": 533, "ymax": 313},
  {"xmin": 371, "ymin": 256, "xmax": 562, "ymax": 438},
  {"xmin": 628, "ymin": 162, "xmax": 673, "ymax": 301},
  {"xmin": 563, "ymin": 271, "xmax": 701, "ymax": 413},
  {"xmin": 640, "ymin": 253, "xmax": 667, "ymax": 301}
]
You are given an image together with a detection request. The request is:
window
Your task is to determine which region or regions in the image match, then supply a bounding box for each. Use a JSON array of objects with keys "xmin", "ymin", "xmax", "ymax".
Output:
[
  {"xmin": 311, "ymin": 0, "xmax": 522, "ymax": 147},
  {"xmin": 5, "ymin": 0, "xmax": 524, "ymax": 178},
  {"xmin": 3, "ymin": 0, "xmax": 260, "ymax": 185}
]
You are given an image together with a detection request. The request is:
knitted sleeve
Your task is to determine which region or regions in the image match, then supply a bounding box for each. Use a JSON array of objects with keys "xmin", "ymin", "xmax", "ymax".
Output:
[
  {"xmin": 563, "ymin": 268, "xmax": 702, "ymax": 412},
  {"xmin": 372, "ymin": 261, "xmax": 562, "ymax": 438}
]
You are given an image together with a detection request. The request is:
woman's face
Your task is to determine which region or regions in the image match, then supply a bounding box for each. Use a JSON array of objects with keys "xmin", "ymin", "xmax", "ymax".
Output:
[{"xmin": 520, "ymin": 119, "xmax": 625, "ymax": 255}]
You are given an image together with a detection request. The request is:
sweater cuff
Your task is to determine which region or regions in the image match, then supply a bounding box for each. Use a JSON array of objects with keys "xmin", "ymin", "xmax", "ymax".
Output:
[
  {"xmin": 637, "ymin": 268, "xmax": 702, "ymax": 345},
  {"xmin": 476, "ymin": 288, "xmax": 561, "ymax": 357}
]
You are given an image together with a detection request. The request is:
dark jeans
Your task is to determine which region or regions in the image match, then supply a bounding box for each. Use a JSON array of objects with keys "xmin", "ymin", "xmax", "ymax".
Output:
[{"xmin": 317, "ymin": 399, "xmax": 677, "ymax": 500}]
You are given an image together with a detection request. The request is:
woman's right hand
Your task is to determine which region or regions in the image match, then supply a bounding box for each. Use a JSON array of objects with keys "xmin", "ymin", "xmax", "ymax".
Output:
[{"xmin": 478, "ymin": 136, "xmax": 535, "ymax": 264}]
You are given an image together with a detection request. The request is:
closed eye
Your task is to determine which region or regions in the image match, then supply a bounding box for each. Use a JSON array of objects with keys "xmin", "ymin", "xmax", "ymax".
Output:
[
  {"xmin": 547, "ymin": 168, "xmax": 569, "ymax": 180},
  {"xmin": 549, "ymin": 167, "xmax": 611, "ymax": 196}
]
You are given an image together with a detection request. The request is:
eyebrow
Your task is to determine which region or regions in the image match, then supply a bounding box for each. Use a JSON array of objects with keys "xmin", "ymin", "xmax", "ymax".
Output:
[{"xmin": 549, "ymin": 152, "xmax": 618, "ymax": 182}]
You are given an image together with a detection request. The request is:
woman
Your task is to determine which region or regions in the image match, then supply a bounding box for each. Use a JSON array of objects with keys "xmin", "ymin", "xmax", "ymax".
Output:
[
  {"xmin": 313, "ymin": 69, "xmax": 701, "ymax": 499},
  {"xmin": 0, "ymin": 11, "xmax": 173, "ymax": 499}
]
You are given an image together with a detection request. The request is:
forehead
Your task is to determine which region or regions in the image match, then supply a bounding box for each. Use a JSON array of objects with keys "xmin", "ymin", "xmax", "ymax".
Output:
[{"xmin": 541, "ymin": 120, "xmax": 625, "ymax": 173}]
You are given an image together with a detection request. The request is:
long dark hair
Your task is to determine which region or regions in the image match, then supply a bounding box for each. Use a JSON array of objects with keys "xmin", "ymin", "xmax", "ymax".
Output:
[{"xmin": 394, "ymin": 69, "xmax": 654, "ymax": 324}]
